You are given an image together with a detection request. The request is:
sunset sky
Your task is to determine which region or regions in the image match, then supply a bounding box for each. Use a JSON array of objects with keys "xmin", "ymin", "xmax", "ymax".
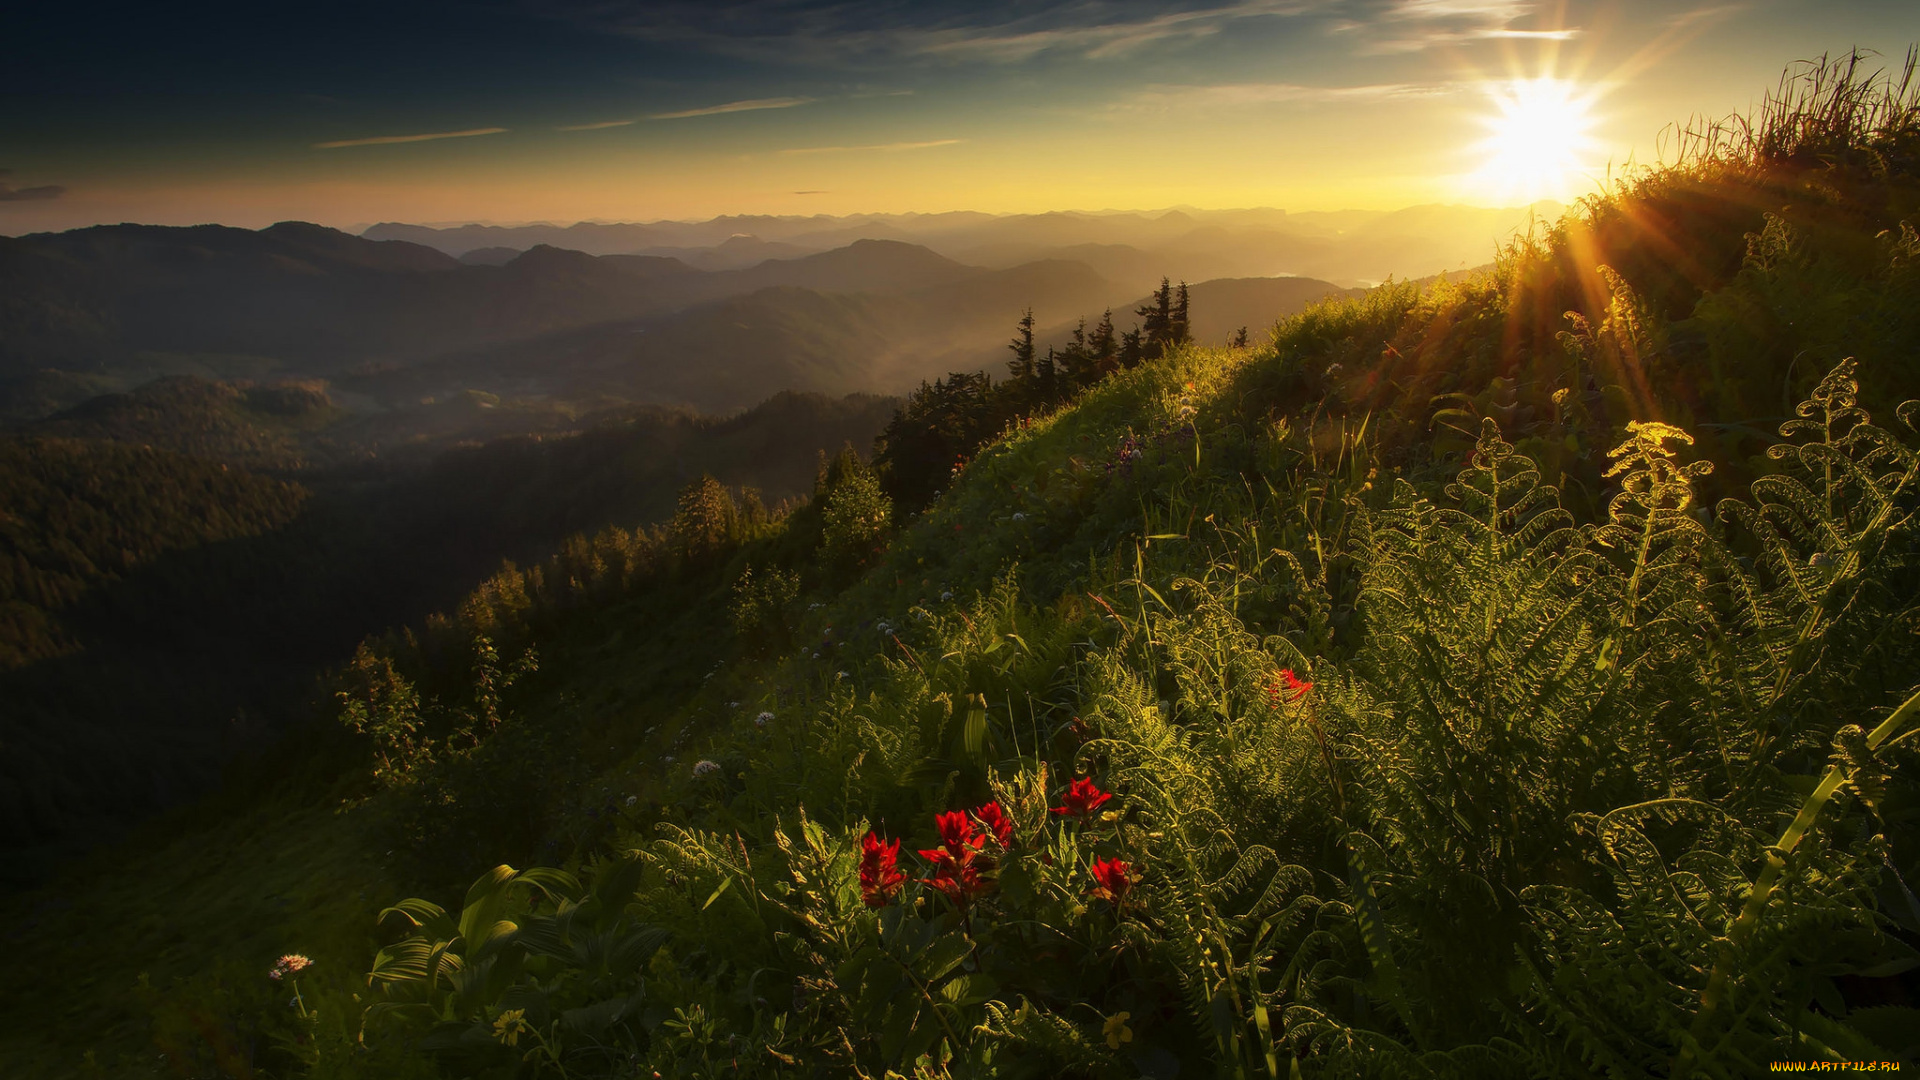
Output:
[{"xmin": 5, "ymin": 1, "xmax": 1919, "ymax": 233}]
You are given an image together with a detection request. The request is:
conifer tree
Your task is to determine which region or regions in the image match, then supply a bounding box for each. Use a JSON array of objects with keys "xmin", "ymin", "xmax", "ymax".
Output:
[
  {"xmin": 1172, "ymin": 281, "xmax": 1192, "ymax": 347},
  {"xmin": 1056, "ymin": 318, "xmax": 1091, "ymax": 382},
  {"xmin": 1088, "ymin": 309, "xmax": 1118, "ymax": 377},
  {"xmin": 1137, "ymin": 279, "xmax": 1173, "ymax": 359},
  {"xmin": 672, "ymin": 474, "xmax": 738, "ymax": 565},
  {"xmin": 1007, "ymin": 308, "xmax": 1036, "ymax": 380}
]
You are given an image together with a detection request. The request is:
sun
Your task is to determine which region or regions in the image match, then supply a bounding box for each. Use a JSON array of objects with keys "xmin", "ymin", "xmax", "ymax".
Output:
[{"xmin": 1468, "ymin": 78, "xmax": 1601, "ymax": 204}]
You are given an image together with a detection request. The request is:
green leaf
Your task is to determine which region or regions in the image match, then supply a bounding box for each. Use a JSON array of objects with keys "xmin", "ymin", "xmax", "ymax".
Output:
[
  {"xmin": 457, "ymin": 865, "xmax": 521, "ymax": 952},
  {"xmin": 916, "ymin": 933, "xmax": 975, "ymax": 983},
  {"xmin": 702, "ymin": 875, "xmax": 733, "ymax": 911},
  {"xmin": 880, "ymin": 995, "xmax": 923, "ymax": 1062}
]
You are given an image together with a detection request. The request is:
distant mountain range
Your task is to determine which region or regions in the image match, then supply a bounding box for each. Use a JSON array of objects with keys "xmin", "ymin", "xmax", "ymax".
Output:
[
  {"xmin": 364, "ymin": 202, "xmax": 1553, "ymax": 288},
  {"xmin": 0, "ymin": 205, "xmax": 1529, "ymax": 446}
]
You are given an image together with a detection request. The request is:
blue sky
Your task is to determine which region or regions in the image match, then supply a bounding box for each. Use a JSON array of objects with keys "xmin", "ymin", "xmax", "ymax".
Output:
[{"xmin": 5, "ymin": 1, "xmax": 1919, "ymax": 230}]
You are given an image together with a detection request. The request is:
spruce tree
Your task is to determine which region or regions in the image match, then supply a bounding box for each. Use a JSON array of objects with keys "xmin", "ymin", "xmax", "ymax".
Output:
[
  {"xmin": 1088, "ymin": 310, "xmax": 1118, "ymax": 378},
  {"xmin": 1137, "ymin": 279, "xmax": 1173, "ymax": 359},
  {"xmin": 1172, "ymin": 281, "xmax": 1192, "ymax": 346},
  {"xmin": 1056, "ymin": 318, "xmax": 1090, "ymax": 382},
  {"xmin": 1007, "ymin": 308, "xmax": 1036, "ymax": 380}
]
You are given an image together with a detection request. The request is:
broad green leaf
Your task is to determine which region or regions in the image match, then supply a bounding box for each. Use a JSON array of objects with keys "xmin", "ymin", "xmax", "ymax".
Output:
[{"xmin": 916, "ymin": 932, "xmax": 975, "ymax": 983}]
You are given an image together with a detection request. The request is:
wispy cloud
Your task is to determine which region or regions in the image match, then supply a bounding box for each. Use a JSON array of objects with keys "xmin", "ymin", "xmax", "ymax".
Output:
[
  {"xmin": 0, "ymin": 169, "xmax": 65, "ymax": 201},
  {"xmin": 1357, "ymin": 0, "xmax": 1580, "ymax": 54},
  {"xmin": 650, "ymin": 96, "xmax": 815, "ymax": 120},
  {"xmin": 558, "ymin": 118, "xmax": 638, "ymax": 131},
  {"xmin": 1666, "ymin": 3, "xmax": 1744, "ymax": 31},
  {"xmin": 779, "ymin": 139, "xmax": 962, "ymax": 155},
  {"xmin": 546, "ymin": 1, "xmax": 1330, "ymax": 66},
  {"xmin": 792, "ymin": 189, "xmax": 830, "ymax": 194},
  {"xmin": 314, "ymin": 127, "xmax": 508, "ymax": 149},
  {"xmin": 1124, "ymin": 79, "xmax": 1457, "ymax": 111},
  {"xmin": 909, "ymin": 2, "xmax": 1325, "ymax": 62}
]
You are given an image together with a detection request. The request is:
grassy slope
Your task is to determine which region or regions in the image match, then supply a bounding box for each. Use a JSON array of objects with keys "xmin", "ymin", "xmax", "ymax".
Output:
[
  {"xmin": 334, "ymin": 151, "xmax": 1916, "ymax": 1071},
  {"xmin": 5, "ymin": 89, "xmax": 1920, "ymax": 1072},
  {"xmin": 0, "ymin": 557, "xmax": 746, "ymax": 1076}
]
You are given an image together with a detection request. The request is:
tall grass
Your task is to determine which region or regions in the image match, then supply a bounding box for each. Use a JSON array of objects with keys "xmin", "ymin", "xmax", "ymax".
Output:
[{"xmin": 1665, "ymin": 48, "xmax": 1920, "ymax": 173}]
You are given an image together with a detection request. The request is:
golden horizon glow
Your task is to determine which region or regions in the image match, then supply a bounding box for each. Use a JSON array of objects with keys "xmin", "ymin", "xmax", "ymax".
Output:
[{"xmin": 1468, "ymin": 77, "xmax": 1603, "ymax": 205}]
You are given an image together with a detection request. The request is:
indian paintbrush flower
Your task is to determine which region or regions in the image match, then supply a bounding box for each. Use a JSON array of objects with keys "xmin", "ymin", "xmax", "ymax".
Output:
[
  {"xmin": 973, "ymin": 801, "xmax": 1015, "ymax": 847},
  {"xmin": 1266, "ymin": 668, "xmax": 1313, "ymax": 706},
  {"xmin": 859, "ymin": 832, "xmax": 905, "ymax": 908},
  {"xmin": 920, "ymin": 809, "xmax": 987, "ymax": 866},
  {"xmin": 1051, "ymin": 777, "xmax": 1113, "ymax": 820},
  {"xmin": 922, "ymin": 859, "xmax": 988, "ymax": 904},
  {"xmin": 917, "ymin": 809, "xmax": 992, "ymax": 905},
  {"xmin": 1088, "ymin": 858, "xmax": 1133, "ymax": 903}
]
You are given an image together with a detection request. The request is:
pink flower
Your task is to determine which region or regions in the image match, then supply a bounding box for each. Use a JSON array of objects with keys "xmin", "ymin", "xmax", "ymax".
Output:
[{"xmin": 268, "ymin": 954, "xmax": 313, "ymax": 981}]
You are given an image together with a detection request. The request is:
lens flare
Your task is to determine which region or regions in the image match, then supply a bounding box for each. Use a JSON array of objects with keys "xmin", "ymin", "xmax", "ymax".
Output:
[{"xmin": 1469, "ymin": 78, "xmax": 1601, "ymax": 203}]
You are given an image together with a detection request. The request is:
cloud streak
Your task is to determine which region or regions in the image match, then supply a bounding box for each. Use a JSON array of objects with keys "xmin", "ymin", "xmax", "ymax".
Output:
[
  {"xmin": 1355, "ymin": 0, "xmax": 1580, "ymax": 54},
  {"xmin": 778, "ymin": 138, "xmax": 962, "ymax": 155},
  {"xmin": 314, "ymin": 127, "xmax": 508, "ymax": 149},
  {"xmin": 0, "ymin": 170, "xmax": 65, "ymax": 201},
  {"xmin": 649, "ymin": 96, "xmax": 815, "ymax": 120},
  {"xmin": 558, "ymin": 119, "xmax": 638, "ymax": 131},
  {"xmin": 1124, "ymin": 79, "xmax": 1458, "ymax": 110},
  {"xmin": 548, "ymin": 1, "xmax": 1330, "ymax": 66}
]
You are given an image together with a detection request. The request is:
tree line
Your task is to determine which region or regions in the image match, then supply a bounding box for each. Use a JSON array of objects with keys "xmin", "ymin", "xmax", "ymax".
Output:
[{"xmin": 875, "ymin": 278, "xmax": 1194, "ymax": 509}]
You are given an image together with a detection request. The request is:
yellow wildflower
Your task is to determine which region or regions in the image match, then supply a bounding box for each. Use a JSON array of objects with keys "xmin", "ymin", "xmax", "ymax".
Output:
[
  {"xmin": 1103, "ymin": 1010, "xmax": 1134, "ymax": 1049},
  {"xmin": 493, "ymin": 1008, "xmax": 527, "ymax": 1047}
]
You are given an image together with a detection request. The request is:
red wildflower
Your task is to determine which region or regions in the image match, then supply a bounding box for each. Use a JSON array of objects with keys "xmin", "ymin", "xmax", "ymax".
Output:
[
  {"xmin": 1051, "ymin": 777, "xmax": 1113, "ymax": 820},
  {"xmin": 921, "ymin": 859, "xmax": 990, "ymax": 905},
  {"xmin": 858, "ymin": 832, "xmax": 905, "ymax": 909},
  {"xmin": 918, "ymin": 810, "xmax": 987, "ymax": 868},
  {"xmin": 973, "ymin": 801, "xmax": 1015, "ymax": 848},
  {"xmin": 1087, "ymin": 858, "xmax": 1133, "ymax": 903},
  {"xmin": 1266, "ymin": 668, "xmax": 1313, "ymax": 706}
]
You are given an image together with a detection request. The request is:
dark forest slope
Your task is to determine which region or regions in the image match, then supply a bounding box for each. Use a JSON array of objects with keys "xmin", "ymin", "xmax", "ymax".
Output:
[{"xmin": 0, "ymin": 391, "xmax": 898, "ymax": 868}]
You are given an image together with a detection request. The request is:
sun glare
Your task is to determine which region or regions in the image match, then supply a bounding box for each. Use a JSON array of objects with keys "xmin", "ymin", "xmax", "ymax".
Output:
[{"xmin": 1469, "ymin": 78, "xmax": 1600, "ymax": 204}]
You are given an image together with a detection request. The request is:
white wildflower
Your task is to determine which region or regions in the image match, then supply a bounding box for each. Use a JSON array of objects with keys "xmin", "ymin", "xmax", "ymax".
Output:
[{"xmin": 692, "ymin": 760, "xmax": 721, "ymax": 778}]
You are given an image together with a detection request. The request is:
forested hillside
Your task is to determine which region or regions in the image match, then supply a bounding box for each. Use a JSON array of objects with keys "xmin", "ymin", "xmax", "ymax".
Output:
[
  {"xmin": 0, "ymin": 391, "xmax": 898, "ymax": 874},
  {"xmin": 4, "ymin": 54, "xmax": 1920, "ymax": 1080}
]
